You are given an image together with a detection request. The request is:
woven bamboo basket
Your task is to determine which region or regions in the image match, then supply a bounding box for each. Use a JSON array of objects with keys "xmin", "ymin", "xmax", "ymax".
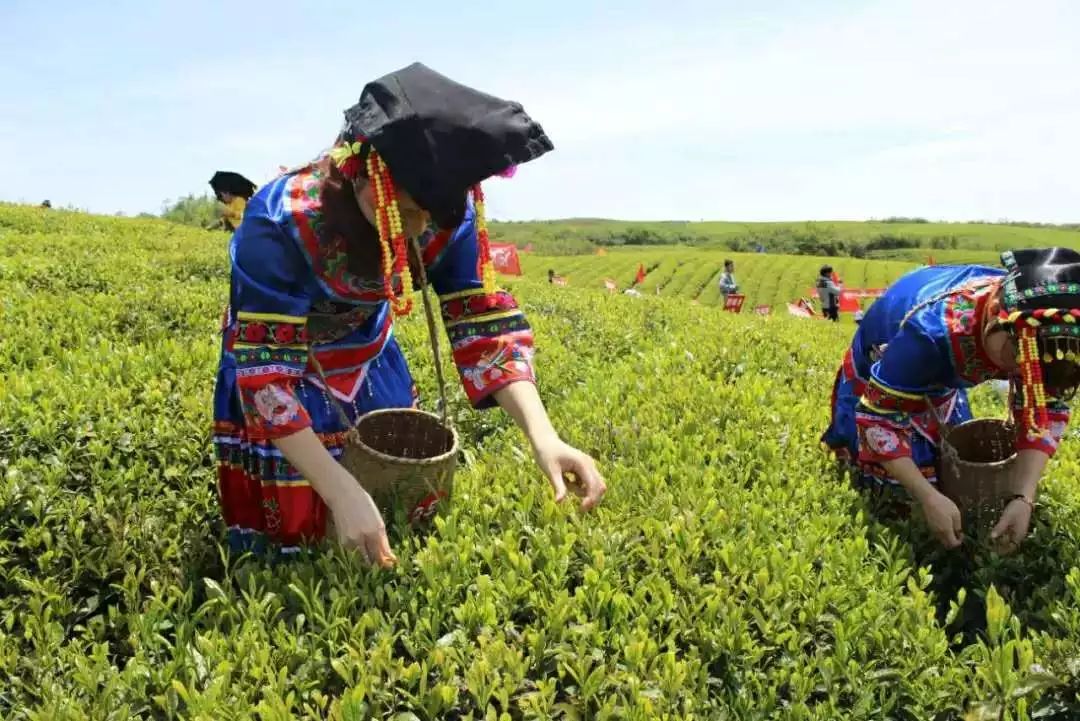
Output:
[
  {"xmin": 338, "ymin": 407, "xmax": 458, "ymax": 525},
  {"xmin": 938, "ymin": 417, "xmax": 1021, "ymax": 520},
  {"xmin": 312, "ymin": 237, "xmax": 459, "ymax": 528}
]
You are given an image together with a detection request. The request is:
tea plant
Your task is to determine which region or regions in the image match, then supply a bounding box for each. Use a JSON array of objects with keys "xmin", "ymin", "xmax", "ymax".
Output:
[{"xmin": 1, "ymin": 203, "xmax": 1079, "ymax": 719}]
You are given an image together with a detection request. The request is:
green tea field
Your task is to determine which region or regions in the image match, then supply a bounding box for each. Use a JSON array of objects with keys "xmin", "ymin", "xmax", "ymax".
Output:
[
  {"xmin": 520, "ymin": 248, "xmax": 919, "ymax": 310},
  {"xmin": 3, "ymin": 204, "xmax": 1080, "ymax": 719},
  {"xmin": 489, "ymin": 218, "xmax": 1080, "ymax": 260}
]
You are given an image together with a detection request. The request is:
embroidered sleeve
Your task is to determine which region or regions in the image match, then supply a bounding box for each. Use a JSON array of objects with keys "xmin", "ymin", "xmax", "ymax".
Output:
[
  {"xmin": 855, "ymin": 326, "xmax": 944, "ymax": 464},
  {"xmin": 1012, "ymin": 387, "xmax": 1070, "ymax": 457},
  {"xmin": 229, "ymin": 210, "xmax": 313, "ymax": 439},
  {"xmin": 421, "ymin": 205, "xmax": 535, "ymax": 409},
  {"xmin": 855, "ymin": 386, "xmax": 916, "ymax": 464}
]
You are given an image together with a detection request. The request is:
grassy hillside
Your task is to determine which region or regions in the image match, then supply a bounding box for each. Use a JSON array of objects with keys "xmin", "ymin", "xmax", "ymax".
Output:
[
  {"xmin": 491, "ymin": 217, "xmax": 1080, "ymax": 258},
  {"xmin": 2, "ymin": 204, "xmax": 1080, "ymax": 717}
]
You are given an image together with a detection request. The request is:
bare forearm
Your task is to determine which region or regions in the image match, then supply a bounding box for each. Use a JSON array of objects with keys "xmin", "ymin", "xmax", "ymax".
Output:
[
  {"xmin": 492, "ymin": 381, "xmax": 558, "ymax": 449},
  {"xmin": 1015, "ymin": 449, "xmax": 1049, "ymax": 500},
  {"xmin": 272, "ymin": 428, "xmax": 358, "ymax": 505},
  {"xmin": 882, "ymin": 456, "xmax": 938, "ymax": 504}
]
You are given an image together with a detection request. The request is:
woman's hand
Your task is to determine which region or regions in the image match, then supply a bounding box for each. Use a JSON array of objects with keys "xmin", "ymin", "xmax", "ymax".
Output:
[
  {"xmin": 990, "ymin": 497, "xmax": 1034, "ymax": 555},
  {"xmin": 327, "ymin": 484, "xmax": 397, "ymax": 568},
  {"xmin": 492, "ymin": 381, "xmax": 608, "ymax": 512},
  {"xmin": 918, "ymin": 489, "xmax": 964, "ymax": 548},
  {"xmin": 882, "ymin": 457, "xmax": 963, "ymax": 548},
  {"xmin": 532, "ymin": 436, "xmax": 607, "ymax": 511},
  {"xmin": 272, "ymin": 428, "xmax": 396, "ymax": 567},
  {"xmin": 986, "ymin": 449, "xmax": 1047, "ymax": 554}
]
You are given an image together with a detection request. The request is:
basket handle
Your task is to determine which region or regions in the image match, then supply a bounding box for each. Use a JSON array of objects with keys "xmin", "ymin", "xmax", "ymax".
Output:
[
  {"xmin": 927, "ymin": 380, "xmax": 1018, "ymax": 445},
  {"xmin": 925, "ymin": 392, "xmax": 954, "ymax": 441},
  {"xmin": 306, "ymin": 237, "xmax": 453, "ymax": 428},
  {"xmin": 408, "ymin": 235, "xmax": 451, "ymax": 425},
  {"xmin": 309, "ymin": 351, "xmax": 354, "ymax": 430}
]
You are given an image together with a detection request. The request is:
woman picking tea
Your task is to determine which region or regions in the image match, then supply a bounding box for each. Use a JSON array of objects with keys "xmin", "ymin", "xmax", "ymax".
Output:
[
  {"xmin": 208, "ymin": 171, "xmax": 257, "ymax": 232},
  {"xmin": 822, "ymin": 249, "xmax": 1080, "ymax": 553},
  {"xmin": 213, "ymin": 63, "xmax": 606, "ymax": 565}
]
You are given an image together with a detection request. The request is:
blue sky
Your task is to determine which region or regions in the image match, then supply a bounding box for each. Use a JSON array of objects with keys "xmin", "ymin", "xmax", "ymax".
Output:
[{"xmin": 2, "ymin": 0, "xmax": 1078, "ymax": 222}]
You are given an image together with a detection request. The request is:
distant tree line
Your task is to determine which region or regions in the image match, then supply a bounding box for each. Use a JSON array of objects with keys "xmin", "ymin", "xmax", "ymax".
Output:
[
  {"xmin": 161, "ymin": 194, "xmax": 222, "ymax": 229},
  {"xmin": 153, "ymin": 195, "xmax": 1078, "ymax": 259}
]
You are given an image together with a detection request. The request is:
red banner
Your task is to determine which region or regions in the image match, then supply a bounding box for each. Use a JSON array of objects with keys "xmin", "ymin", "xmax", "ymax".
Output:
[
  {"xmin": 839, "ymin": 290, "xmax": 861, "ymax": 313},
  {"xmin": 489, "ymin": 243, "xmax": 522, "ymax": 275},
  {"xmin": 723, "ymin": 294, "xmax": 746, "ymax": 313}
]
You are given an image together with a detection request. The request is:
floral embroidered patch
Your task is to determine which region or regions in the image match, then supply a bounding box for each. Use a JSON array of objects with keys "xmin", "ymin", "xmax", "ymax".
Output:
[
  {"xmin": 864, "ymin": 425, "xmax": 901, "ymax": 455},
  {"xmin": 253, "ymin": 383, "xmax": 301, "ymax": 426}
]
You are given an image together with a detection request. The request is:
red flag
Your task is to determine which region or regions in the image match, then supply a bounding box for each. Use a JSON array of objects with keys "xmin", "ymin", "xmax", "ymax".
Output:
[
  {"xmin": 831, "ymin": 271, "xmax": 841, "ymax": 285},
  {"xmin": 488, "ymin": 243, "xmax": 522, "ymax": 275},
  {"xmin": 839, "ymin": 290, "xmax": 860, "ymax": 313},
  {"xmin": 635, "ymin": 263, "xmax": 646, "ymax": 284}
]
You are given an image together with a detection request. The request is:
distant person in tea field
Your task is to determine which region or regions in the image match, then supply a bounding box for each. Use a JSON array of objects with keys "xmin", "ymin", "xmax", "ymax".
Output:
[
  {"xmin": 822, "ymin": 249, "xmax": 1080, "ymax": 553},
  {"xmin": 548, "ymin": 269, "xmax": 568, "ymax": 285},
  {"xmin": 208, "ymin": 171, "xmax": 257, "ymax": 232},
  {"xmin": 718, "ymin": 259, "xmax": 738, "ymax": 297},
  {"xmin": 816, "ymin": 265, "xmax": 841, "ymax": 321},
  {"xmin": 212, "ymin": 63, "xmax": 606, "ymax": 565}
]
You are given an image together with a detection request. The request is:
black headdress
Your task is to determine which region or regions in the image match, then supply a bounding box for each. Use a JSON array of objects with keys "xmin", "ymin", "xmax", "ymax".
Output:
[
  {"xmin": 335, "ymin": 62, "xmax": 552, "ymax": 231},
  {"xmin": 326, "ymin": 62, "xmax": 554, "ymax": 316},
  {"xmin": 209, "ymin": 171, "xmax": 257, "ymax": 201},
  {"xmin": 998, "ymin": 248, "xmax": 1080, "ymax": 433}
]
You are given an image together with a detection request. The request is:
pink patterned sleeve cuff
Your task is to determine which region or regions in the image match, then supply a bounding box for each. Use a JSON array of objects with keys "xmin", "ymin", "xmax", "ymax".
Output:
[
  {"xmin": 1015, "ymin": 406, "xmax": 1070, "ymax": 457},
  {"xmin": 232, "ymin": 312, "xmax": 313, "ymax": 440},
  {"xmin": 441, "ymin": 289, "xmax": 536, "ymax": 409}
]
